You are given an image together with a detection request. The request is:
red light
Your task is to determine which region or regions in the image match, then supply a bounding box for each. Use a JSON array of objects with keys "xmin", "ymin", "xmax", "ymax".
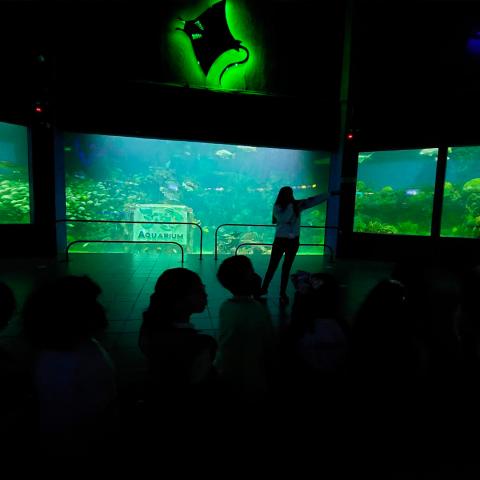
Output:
[
  {"xmin": 34, "ymin": 106, "xmax": 43, "ymax": 113},
  {"xmin": 346, "ymin": 133, "xmax": 353, "ymax": 140}
]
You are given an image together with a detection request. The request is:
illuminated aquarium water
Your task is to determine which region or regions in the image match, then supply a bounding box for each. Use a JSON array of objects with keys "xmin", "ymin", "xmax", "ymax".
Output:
[
  {"xmin": 64, "ymin": 133, "xmax": 330, "ymax": 255},
  {"xmin": 441, "ymin": 146, "xmax": 480, "ymax": 238},
  {"xmin": 354, "ymin": 148, "xmax": 437, "ymax": 235},
  {"xmin": 0, "ymin": 121, "xmax": 30, "ymax": 224}
]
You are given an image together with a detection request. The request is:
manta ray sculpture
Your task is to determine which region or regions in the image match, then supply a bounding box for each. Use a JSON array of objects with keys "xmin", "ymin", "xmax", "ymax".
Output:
[{"xmin": 177, "ymin": 0, "xmax": 249, "ymax": 84}]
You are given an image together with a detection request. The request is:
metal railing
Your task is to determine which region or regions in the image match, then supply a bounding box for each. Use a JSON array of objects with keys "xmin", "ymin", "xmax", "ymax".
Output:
[
  {"xmin": 66, "ymin": 240, "xmax": 184, "ymax": 263},
  {"xmin": 215, "ymin": 223, "xmax": 339, "ymax": 259},
  {"xmin": 57, "ymin": 218, "xmax": 204, "ymax": 258},
  {"xmin": 234, "ymin": 242, "xmax": 334, "ymax": 261}
]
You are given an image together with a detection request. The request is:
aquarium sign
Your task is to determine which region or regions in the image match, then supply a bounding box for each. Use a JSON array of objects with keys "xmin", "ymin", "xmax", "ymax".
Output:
[{"xmin": 133, "ymin": 204, "xmax": 193, "ymax": 248}]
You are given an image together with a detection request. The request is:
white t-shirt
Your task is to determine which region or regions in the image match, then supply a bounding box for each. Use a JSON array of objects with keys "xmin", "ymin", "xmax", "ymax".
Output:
[{"xmin": 273, "ymin": 193, "xmax": 329, "ymax": 239}]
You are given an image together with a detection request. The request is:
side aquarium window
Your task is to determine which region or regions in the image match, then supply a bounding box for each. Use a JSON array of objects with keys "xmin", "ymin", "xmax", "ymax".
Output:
[
  {"xmin": 63, "ymin": 132, "xmax": 330, "ymax": 255},
  {"xmin": 441, "ymin": 146, "xmax": 480, "ymax": 238},
  {"xmin": 0, "ymin": 121, "xmax": 31, "ymax": 224},
  {"xmin": 354, "ymin": 148, "xmax": 437, "ymax": 235}
]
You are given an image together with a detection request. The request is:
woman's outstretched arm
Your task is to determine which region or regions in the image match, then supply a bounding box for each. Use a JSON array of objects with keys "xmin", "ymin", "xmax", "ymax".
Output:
[{"xmin": 297, "ymin": 191, "xmax": 332, "ymax": 211}]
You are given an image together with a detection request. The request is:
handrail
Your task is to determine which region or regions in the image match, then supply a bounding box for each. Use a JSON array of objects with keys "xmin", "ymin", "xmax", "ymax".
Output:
[
  {"xmin": 57, "ymin": 218, "xmax": 203, "ymax": 259},
  {"xmin": 234, "ymin": 242, "xmax": 334, "ymax": 261},
  {"xmin": 65, "ymin": 240, "xmax": 184, "ymax": 263},
  {"xmin": 215, "ymin": 223, "xmax": 339, "ymax": 259}
]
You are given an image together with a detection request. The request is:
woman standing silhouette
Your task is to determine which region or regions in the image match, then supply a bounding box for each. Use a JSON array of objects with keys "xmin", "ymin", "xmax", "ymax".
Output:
[{"xmin": 260, "ymin": 186, "xmax": 338, "ymax": 304}]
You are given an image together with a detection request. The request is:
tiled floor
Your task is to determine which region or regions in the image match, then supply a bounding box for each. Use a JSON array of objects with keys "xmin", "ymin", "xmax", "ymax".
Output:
[{"xmin": 0, "ymin": 252, "xmax": 395, "ymax": 389}]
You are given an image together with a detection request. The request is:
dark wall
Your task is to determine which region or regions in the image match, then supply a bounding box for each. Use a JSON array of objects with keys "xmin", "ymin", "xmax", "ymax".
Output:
[
  {"xmin": 338, "ymin": 232, "xmax": 480, "ymax": 266},
  {"xmin": 55, "ymin": 81, "xmax": 339, "ymax": 150},
  {"xmin": 350, "ymin": 0, "xmax": 480, "ymax": 149},
  {"xmin": 0, "ymin": 0, "xmax": 344, "ymax": 147}
]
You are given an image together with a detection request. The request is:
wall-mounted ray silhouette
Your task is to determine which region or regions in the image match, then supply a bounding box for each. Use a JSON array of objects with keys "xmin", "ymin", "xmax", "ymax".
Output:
[{"xmin": 177, "ymin": 0, "xmax": 249, "ymax": 84}]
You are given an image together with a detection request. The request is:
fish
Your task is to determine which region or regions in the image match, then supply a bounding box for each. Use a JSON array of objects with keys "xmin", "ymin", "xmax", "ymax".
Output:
[
  {"xmin": 159, "ymin": 187, "xmax": 180, "ymax": 201},
  {"xmin": 176, "ymin": 0, "xmax": 248, "ymax": 83},
  {"xmin": 420, "ymin": 148, "xmax": 438, "ymax": 157},
  {"xmin": 421, "ymin": 147, "xmax": 452, "ymax": 161},
  {"xmin": 236, "ymin": 146, "xmax": 257, "ymax": 152},
  {"xmin": 405, "ymin": 189, "xmax": 420, "ymax": 196},
  {"xmin": 358, "ymin": 152, "xmax": 374, "ymax": 164},
  {"xmin": 215, "ymin": 149, "xmax": 235, "ymax": 159},
  {"xmin": 182, "ymin": 180, "xmax": 198, "ymax": 191},
  {"xmin": 165, "ymin": 181, "xmax": 179, "ymax": 191}
]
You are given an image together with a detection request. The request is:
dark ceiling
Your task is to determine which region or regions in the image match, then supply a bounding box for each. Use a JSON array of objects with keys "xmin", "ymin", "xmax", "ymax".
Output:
[{"xmin": 1, "ymin": 0, "xmax": 480, "ymax": 148}]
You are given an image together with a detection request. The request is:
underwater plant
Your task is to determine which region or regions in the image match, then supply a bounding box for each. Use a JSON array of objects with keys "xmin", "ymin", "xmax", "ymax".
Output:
[
  {"xmin": 365, "ymin": 220, "xmax": 398, "ymax": 234},
  {"xmin": 0, "ymin": 178, "xmax": 30, "ymax": 223},
  {"xmin": 397, "ymin": 221, "xmax": 422, "ymax": 235},
  {"xmin": 463, "ymin": 178, "xmax": 480, "ymax": 193}
]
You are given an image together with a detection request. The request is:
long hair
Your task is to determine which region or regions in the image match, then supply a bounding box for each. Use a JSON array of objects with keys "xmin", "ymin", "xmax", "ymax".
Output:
[
  {"xmin": 274, "ymin": 186, "xmax": 299, "ymax": 217},
  {"xmin": 142, "ymin": 268, "xmax": 203, "ymax": 331}
]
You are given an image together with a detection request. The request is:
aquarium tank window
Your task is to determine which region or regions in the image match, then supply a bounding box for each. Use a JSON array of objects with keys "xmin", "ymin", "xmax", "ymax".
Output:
[
  {"xmin": 441, "ymin": 146, "xmax": 480, "ymax": 238},
  {"xmin": 63, "ymin": 133, "xmax": 330, "ymax": 255},
  {"xmin": 0, "ymin": 121, "xmax": 30, "ymax": 224},
  {"xmin": 353, "ymin": 148, "xmax": 437, "ymax": 235}
]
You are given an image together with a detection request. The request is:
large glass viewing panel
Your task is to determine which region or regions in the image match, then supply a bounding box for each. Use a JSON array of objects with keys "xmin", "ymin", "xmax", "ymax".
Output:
[
  {"xmin": 441, "ymin": 146, "xmax": 480, "ymax": 238},
  {"xmin": 354, "ymin": 148, "xmax": 437, "ymax": 235},
  {"xmin": 64, "ymin": 133, "xmax": 330, "ymax": 255},
  {"xmin": 0, "ymin": 121, "xmax": 30, "ymax": 224}
]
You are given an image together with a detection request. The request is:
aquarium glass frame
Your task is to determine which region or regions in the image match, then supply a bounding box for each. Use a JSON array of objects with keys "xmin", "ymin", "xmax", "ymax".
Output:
[
  {"xmin": 439, "ymin": 144, "xmax": 480, "ymax": 240},
  {"xmin": 353, "ymin": 147, "xmax": 439, "ymax": 236},
  {"xmin": 0, "ymin": 120, "xmax": 32, "ymax": 225},
  {"xmin": 62, "ymin": 130, "xmax": 331, "ymax": 255}
]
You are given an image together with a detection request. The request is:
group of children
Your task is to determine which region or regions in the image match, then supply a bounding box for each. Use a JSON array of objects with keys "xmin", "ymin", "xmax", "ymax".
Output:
[{"xmin": 0, "ymin": 252, "xmax": 350, "ymax": 457}]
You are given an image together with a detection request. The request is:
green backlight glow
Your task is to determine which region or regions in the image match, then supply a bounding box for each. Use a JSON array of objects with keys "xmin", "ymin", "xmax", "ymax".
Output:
[
  {"xmin": 0, "ymin": 121, "xmax": 31, "ymax": 224},
  {"xmin": 167, "ymin": 0, "xmax": 263, "ymax": 93}
]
